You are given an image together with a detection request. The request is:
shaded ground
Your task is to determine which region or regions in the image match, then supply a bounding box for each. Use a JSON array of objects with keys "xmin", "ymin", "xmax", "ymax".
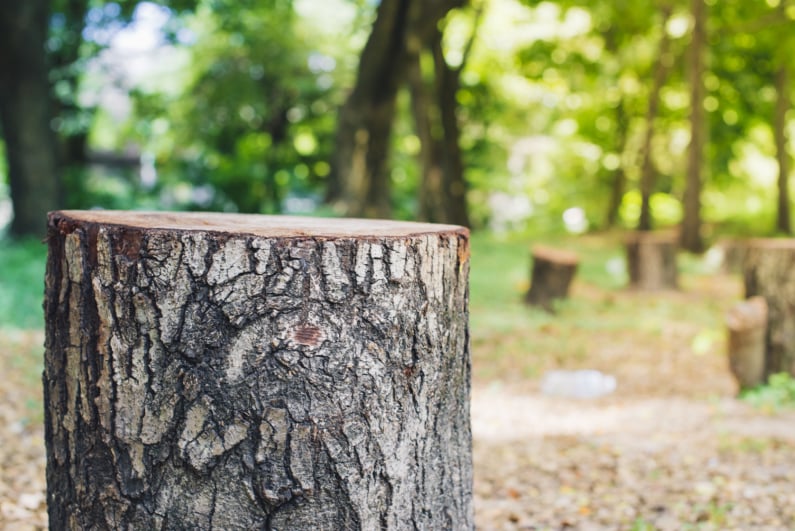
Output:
[{"xmin": 2, "ymin": 235, "xmax": 794, "ymax": 529}]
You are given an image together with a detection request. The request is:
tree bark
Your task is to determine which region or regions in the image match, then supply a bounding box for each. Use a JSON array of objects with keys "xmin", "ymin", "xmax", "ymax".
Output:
[
  {"xmin": 744, "ymin": 239, "xmax": 795, "ymax": 378},
  {"xmin": 680, "ymin": 0, "xmax": 707, "ymax": 252},
  {"xmin": 625, "ymin": 231, "xmax": 678, "ymax": 290},
  {"xmin": 44, "ymin": 210, "xmax": 473, "ymax": 529},
  {"xmin": 774, "ymin": 64, "xmax": 791, "ymax": 235},
  {"xmin": 0, "ymin": 0, "xmax": 62, "ymax": 237},
  {"xmin": 637, "ymin": 6, "xmax": 673, "ymax": 232}
]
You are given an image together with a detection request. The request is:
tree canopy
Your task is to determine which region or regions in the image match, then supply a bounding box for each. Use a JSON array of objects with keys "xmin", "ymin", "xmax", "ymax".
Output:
[{"xmin": 0, "ymin": 0, "xmax": 793, "ymax": 241}]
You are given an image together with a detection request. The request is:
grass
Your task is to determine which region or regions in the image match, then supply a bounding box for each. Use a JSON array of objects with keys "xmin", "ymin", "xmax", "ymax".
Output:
[
  {"xmin": 0, "ymin": 237, "xmax": 47, "ymax": 330},
  {"xmin": 468, "ymin": 230, "xmax": 739, "ymax": 395}
]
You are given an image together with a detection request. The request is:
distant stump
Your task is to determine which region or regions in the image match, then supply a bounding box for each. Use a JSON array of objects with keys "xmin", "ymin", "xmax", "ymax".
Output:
[
  {"xmin": 726, "ymin": 296, "xmax": 768, "ymax": 390},
  {"xmin": 744, "ymin": 238, "xmax": 795, "ymax": 377},
  {"xmin": 625, "ymin": 231, "xmax": 678, "ymax": 290},
  {"xmin": 525, "ymin": 246, "xmax": 579, "ymax": 311}
]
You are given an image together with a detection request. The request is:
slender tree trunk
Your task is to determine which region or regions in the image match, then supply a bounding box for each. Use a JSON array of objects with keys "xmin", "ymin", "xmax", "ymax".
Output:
[
  {"xmin": 775, "ymin": 64, "xmax": 791, "ymax": 235},
  {"xmin": 44, "ymin": 210, "xmax": 473, "ymax": 529},
  {"xmin": 407, "ymin": 46, "xmax": 446, "ymax": 222},
  {"xmin": 637, "ymin": 6, "xmax": 673, "ymax": 232},
  {"xmin": 432, "ymin": 26, "xmax": 471, "ymax": 227},
  {"xmin": 0, "ymin": 0, "xmax": 62, "ymax": 237},
  {"xmin": 605, "ymin": 99, "xmax": 629, "ymax": 228},
  {"xmin": 681, "ymin": 0, "xmax": 707, "ymax": 252}
]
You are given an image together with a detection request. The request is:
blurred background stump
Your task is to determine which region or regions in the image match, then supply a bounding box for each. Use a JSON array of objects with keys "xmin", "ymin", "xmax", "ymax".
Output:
[
  {"xmin": 625, "ymin": 231, "xmax": 678, "ymax": 290},
  {"xmin": 718, "ymin": 238, "xmax": 749, "ymax": 274},
  {"xmin": 744, "ymin": 238, "xmax": 795, "ymax": 377},
  {"xmin": 43, "ymin": 210, "xmax": 473, "ymax": 530},
  {"xmin": 726, "ymin": 296, "xmax": 767, "ymax": 390},
  {"xmin": 525, "ymin": 245, "xmax": 579, "ymax": 311}
]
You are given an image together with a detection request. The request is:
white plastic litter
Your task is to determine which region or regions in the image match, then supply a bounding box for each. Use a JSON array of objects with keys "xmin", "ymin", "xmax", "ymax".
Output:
[{"xmin": 541, "ymin": 369, "xmax": 617, "ymax": 399}]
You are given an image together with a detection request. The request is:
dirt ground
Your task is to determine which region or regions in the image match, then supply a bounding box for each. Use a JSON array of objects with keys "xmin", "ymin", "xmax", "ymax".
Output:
[{"xmin": 3, "ymin": 270, "xmax": 795, "ymax": 530}]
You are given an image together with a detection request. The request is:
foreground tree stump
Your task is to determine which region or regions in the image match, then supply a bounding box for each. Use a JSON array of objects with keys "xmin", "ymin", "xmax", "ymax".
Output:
[
  {"xmin": 525, "ymin": 246, "xmax": 579, "ymax": 311},
  {"xmin": 744, "ymin": 239, "xmax": 795, "ymax": 377},
  {"xmin": 726, "ymin": 296, "xmax": 768, "ymax": 390},
  {"xmin": 625, "ymin": 231, "xmax": 678, "ymax": 290},
  {"xmin": 44, "ymin": 210, "xmax": 473, "ymax": 529}
]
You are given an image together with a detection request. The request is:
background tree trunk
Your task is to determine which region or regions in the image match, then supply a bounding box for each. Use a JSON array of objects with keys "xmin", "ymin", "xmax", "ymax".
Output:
[
  {"xmin": 0, "ymin": 0, "xmax": 62, "ymax": 237},
  {"xmin": 637, "ymin": 6, "xmax": 673, "ymax": 232},
  {"xmin": 44, "ymin": 210, "xmax": 473, "ymax": 529},
  {"xmin": 327, "ymin": 0, "xmax": 410, "ymax": 217},
  {"xmin": 681, "ymin": 0, "xmax": 707, "ymax": 252},
  {"xmin": 774, "ymin": 64, "xmax": 791, "ymax": 235},
  {"xmin": 329, "ymin": 0, "xmax": 465, "ymax": 219}
]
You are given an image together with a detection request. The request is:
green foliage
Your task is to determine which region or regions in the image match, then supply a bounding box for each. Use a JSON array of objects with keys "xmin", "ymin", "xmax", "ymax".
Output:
[
  {"xmin": 741, "ymin": 373, "xmax": 795, "ymax": 412},
  {"xmin": 0, "ymin": 238, "xmax": 46, "ymax": 330}
]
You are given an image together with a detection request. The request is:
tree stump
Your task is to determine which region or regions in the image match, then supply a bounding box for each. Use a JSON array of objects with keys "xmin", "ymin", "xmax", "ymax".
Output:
[
  {"xmin": 525, "ymin": 246, "xmax": 579, "ymax": 311},
  {"xmin": 744, "ymin": 239, "xmax": 795, "ymax": 377},
  {"xmin": 44, "ymin": 210, "xmax": 473, "ymax": 530},
  {"xmin": 718, "ymin": 238, "xmax": 749, "ymax": 274},
  {"xmin": 625, "ymin": 231, "xmax": 678, "ymax": 290},
  {"xmin": 726, "ymin": 296, "xmax": 768, "ymax": 390}
]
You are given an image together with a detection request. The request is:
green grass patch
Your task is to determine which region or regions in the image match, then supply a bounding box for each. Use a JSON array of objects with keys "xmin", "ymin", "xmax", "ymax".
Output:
[{"xmin": 0, "ymin": 237, "xmax": 47, "ymax": 330}]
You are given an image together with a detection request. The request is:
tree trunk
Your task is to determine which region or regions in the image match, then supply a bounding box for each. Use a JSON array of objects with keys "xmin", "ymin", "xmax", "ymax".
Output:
[
  {"xmin": 0, "ymin": 0, "xmax": 62, "ymax": 237},
  {"xmin": 407, "ymin": 46, "xmax": 446, "ymax": 223},
  {"xmin": 637, "ymin": 6, "xmax": 673, "ymax": 232},
  {"xmin": 726, "ymin": 296, "xmax": 767, "ymax": 390},
  {"xmin": 525, "ymin": 246, "xmax": 579, "ymax": 312},
  {"xmin": 680, "ymin": 0, "xmax": 707, "ymax": 252},
  {"xmin": 625, "ymin": 231, "xmax": 678, "ymax": 290},
  {"xmin": 328, "ymin": 0, "xmax": 464, "ymax": 219},
  {"xmin": 774, "ymin": 64, "xmax": 791, "ymax": 235},
  {"xmin": 327, "ymin": 0, "xmax": 411, "ymax": 218},
  {"xmin": 605, "ymin": 99, "xmax": 629, "ymax": 228},
  {"xmin": 432, "ymin": 26, "xmax": 471, "ymax": 228},
  {"xmin": 744, "ymin": 239, "xmax": 795, "ymax": 378},
  {"xmin": 44, "ymin": 210, "xmax": 473, "ymax": 529}
]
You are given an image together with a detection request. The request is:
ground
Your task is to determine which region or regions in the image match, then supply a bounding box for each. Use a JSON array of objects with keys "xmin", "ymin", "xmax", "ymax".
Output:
[{"xmin": 2, "ymin": 233, "xmax": 795, "ymax": 530}]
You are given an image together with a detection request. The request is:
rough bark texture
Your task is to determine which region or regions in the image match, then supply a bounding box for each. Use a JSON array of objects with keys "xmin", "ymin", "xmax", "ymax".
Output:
[
  {"xmin": 44, "ymin": 210, "xmax": 473, "ymax": 530},
  {"xmin": 625, "ymin": 231, "xmax": 678, "ymax": 290},
  {"xmin": 0, "ymin": 0, "xmax": 62, "ymax": 237},
  {"xmin": 525, "ymin": 246, "xmax": 579, "ymax": 312},
  {"xmin": 744, "ymin": 239, "xmax": 795, "ymax": 378},
  {"xmin": 726, "ymin": 296, "xmax": 767, "ymax": 390}
]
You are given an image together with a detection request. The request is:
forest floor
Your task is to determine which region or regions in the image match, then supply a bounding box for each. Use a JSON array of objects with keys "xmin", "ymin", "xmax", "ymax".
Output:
[{"xmin": 2, "ymin": 233, "xmax": 795, "ymax": 529}]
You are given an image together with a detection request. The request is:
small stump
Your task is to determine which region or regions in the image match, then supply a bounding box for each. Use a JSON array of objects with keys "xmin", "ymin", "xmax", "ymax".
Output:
[
  {"xmin": 726, "ymin": 296, "xmax": 768, "ymax": 390},
  {"xmin": 717, "ymin": 238, "xmax": 749, "ymax": 274},
  {"xmin": 44, "ymin": 210, "xmax": 473, "ymax": 529},
  {"xmin": 744, "ymin": 238, "xmax": 795, "ymax": 377},
  {"xmin": 625, "ymin": 231, "xmax": 678, "ymax": 290},
  {"xmin": 525, "ymin": 245, "xmax": 579, "ymax": 311}
]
